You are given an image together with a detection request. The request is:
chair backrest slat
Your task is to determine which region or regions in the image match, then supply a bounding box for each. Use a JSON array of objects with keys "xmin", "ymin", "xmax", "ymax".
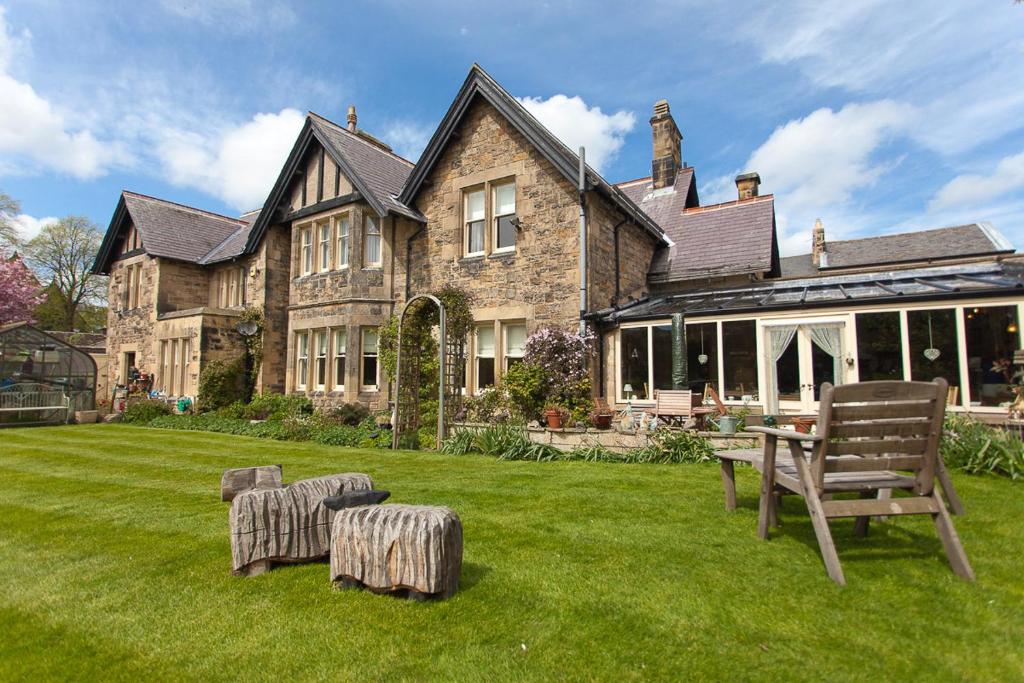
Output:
[
  {"xmin": 814, "ymin": 379, "xmax": 947, "ymax": 493},
  {"xmin": 654, "ymin": 390, "xmax": 692, "ymax": 416}
]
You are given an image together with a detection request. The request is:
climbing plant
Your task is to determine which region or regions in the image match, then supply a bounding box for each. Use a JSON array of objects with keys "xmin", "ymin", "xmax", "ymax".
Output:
[{"xmin": 239, "ymin": 305, "xmax": 265, "ymax": 386}]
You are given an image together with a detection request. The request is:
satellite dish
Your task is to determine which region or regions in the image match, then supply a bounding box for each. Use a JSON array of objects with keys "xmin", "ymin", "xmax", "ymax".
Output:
[{"xmin": 236, "ymin": 320, "xmax": 259, "ymax": 337}]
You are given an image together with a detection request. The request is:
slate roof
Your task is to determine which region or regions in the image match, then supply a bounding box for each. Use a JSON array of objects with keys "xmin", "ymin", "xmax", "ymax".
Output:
[
  {"xmin": 308, "ymin": 114, "xmax": 420, "ymax": 221},
  {"xmin": 641, "ymin": 194, "xmax": 778, "ymax": 282},
  {"xmin": 596, "ymin": 259, "xmax": 1024, "ymax": 322},
  {"xmin": 778, "ymin": 223, "xmax": 1014, "ymax": 278}
]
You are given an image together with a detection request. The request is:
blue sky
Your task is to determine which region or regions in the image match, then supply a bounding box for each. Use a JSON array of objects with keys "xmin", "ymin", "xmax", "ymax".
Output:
[{"xmin": 1, "ymin": 0, "xmax": 1022, "ymax": 256}]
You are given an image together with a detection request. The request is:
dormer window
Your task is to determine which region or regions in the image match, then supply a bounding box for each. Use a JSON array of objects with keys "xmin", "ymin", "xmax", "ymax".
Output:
[
  {"xmin": 493, "ymin": 181, "xmax": 517, "ymax": 252},
  {"xmin": 464, "ymin": 188, "xmax": 485, "ymax": 256}
]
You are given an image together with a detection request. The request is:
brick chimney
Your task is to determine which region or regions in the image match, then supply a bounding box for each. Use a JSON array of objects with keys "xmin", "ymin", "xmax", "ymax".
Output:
[
  {"xmin": 735, "ymin": 172, "xmax": 760, "ymax": 200},
  {"xmin": 347, "ymin": 105, "xmax": 357, "ymax": 132},
  {"xmin": 812, "ymin": 218, "xmax": 827, "ymax": 267},
  {"xmin": 650, "ymin": 100, "xmax": 682, "ymax": 190}
]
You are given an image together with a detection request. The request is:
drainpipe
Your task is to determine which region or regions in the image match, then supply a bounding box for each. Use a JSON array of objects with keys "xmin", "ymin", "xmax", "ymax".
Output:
[
  {"xmin": 405, "ymin": 222, "xmax": 425, "ymax": 301},
  {"xmin": 578, "ymin": 146, "xmax": 587, "ymax": 335}
]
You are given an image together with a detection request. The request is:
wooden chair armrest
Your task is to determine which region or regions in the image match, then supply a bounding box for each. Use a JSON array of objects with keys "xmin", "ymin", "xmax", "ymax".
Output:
[{"xmin": 747, "ymin": 426, "xmax": 823, "ymax": 441}]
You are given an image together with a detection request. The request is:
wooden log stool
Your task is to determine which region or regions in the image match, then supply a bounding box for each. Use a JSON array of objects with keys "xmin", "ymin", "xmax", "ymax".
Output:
[
  {"xmin": 220, "ymin": 465, "xmax": 283, "ymax": 502},
  {"xmin": 330, "ymin": 504, "xmax": 463, "ymax": 600},
  {"xmin": 229, "ymin": 473, "xmax": 372, "ymax": 576}
]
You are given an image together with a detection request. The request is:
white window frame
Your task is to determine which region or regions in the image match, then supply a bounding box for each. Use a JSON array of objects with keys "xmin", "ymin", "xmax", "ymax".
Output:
[
  {"xmin": 336, "ymin": 214, "xmax": 350, "ymax": 269},
  {"xmin": 464, "ymin": 187, "xmax": 485, "ymax": 257},
  {"xmin": 314, "ymin": 330, "xmax": 328, "ymax": 391},
  {"xmin": 475, "ymin": 324, "xmax": 496, "ymax": 393},
  {"xmin": 503, "ymin": 323, "xmax": 526, "ymax": 371},
  {"xmin": 333, "ymin": 329, "xmax": 347, "ymax": 390},
  {"xmin": 492, "ymin": 180, "xmax": 516, "ymax": 253},
  {"xmin": 363, "ymin": 215, "xmax": 382, "ymax": 268},
  {"xmin": 296, "ymin": 332, "xmax": 309, "ymax": 391},
  {"xmin": 300, "ymin": 227, "xmax": 313, "ymax": 276},
  {"xmin": 318, "ymin": 221, "xmax": 331, "ymax": 272},
  {"xmin": 361, "ymin": 328, "xmax": 379, "ymax": 391}
]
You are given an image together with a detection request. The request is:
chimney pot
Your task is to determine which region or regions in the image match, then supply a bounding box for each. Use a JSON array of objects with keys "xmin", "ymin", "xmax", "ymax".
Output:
[
  {"xmin": 347, "ymin": 105, "xmax": 357, "ymax": 132},
  {"xmin": 735, "ymin": 172, "xmax": 761, "ymax": 200},
  {"xmin": 650, "ymin": 100, "xmax": 682, "ymax": 190}
]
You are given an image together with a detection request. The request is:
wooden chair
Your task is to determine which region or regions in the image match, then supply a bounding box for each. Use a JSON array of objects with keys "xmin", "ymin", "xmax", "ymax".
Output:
[
  {"xmin": 748, "ymin": 379, "xmax": 974, "ymax": 585},
  {"xmin": 649, "ymin": 389, "xmax": 693, "ymax": 426}
]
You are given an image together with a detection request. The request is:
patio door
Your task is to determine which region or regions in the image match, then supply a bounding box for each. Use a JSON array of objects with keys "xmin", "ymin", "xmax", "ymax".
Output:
[{"xmin": 767, "ymin": 321, "xmax": 846, "ymax": 413}]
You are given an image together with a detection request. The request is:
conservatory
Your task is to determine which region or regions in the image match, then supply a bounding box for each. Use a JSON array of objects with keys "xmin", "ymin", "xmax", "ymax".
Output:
[{"xmin": 0, "ymin": 322, "xmax": 97, "ymax": 426}]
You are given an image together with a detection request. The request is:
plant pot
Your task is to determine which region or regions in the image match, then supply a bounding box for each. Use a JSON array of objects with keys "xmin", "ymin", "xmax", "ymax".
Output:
[
  {"xmin": 544, "ymin": 410, "xmax": 562, "ymax": 429},
  {"xmin": 792, "ymin": 417, "xmax": 816, "ymax": 434},
  {"xmin": 591, "ymin": 413, "xmax": 612, "ymax": 430}
]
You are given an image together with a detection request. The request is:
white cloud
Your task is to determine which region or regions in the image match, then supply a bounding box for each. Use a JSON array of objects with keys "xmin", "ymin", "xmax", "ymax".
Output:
[
  {"xmin": 517, "ymin": 94, "xmax": 635, "ymax": 173},
  {"xmin": 703, "ymin": 100, "xmax": 917, "ymax": 255},
  {"xmin": 11, "ymin": 213, "xmax": 57, "ymax": 241},
  {"xmin": 155, "ymin": 109, "xmax": 306, "ymax": 211},
  {"xmin": 0, "ymin": 9, "xmax": 126, "ymax": 179},
  {"xmin": 929, "ymin": 151, "xmax": 1024, "ymax": 212},
  {"xmin": 382, "ymin": 121, "xmax": 434, "ymax": 162}
]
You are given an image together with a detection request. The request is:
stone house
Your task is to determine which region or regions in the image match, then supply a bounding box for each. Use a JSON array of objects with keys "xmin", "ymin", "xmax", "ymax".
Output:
[{"xmin": 93, "ymin": 64, "xmax": 1024, "ymax": 417}]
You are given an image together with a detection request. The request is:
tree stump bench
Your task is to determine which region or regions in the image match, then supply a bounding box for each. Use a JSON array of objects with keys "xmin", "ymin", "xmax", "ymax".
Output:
[
  {"xmin": 330, "ymin": 504, "xmax": 463, "ymax": 600},
  {"xmin": 229, "ymin": 473, "xmax": 372, "ymax": 576},
  {"xmin": 220, "ymin": 465, "xmax": 283, "ymax": 502}
]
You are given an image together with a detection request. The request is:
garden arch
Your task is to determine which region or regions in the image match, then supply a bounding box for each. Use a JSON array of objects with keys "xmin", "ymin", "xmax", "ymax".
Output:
[{"xmin": 392, "ymin": 294, "xmax": 467, "ymax": 449}]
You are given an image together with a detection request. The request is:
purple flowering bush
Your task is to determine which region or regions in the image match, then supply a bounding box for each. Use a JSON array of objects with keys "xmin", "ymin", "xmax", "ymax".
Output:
[{"xmin": 519, "ymin": 326, "xmax": 595, "ymax": 423}]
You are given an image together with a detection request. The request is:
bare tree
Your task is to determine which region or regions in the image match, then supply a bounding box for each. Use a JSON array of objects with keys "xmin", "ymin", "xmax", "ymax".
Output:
[
  {"xmin": 0, "ymin": 191, "xmax": 20, "ymax": 253},
  {"xmin": 24, "ymin": 216, "xmax": 107, "ymax": 330}
]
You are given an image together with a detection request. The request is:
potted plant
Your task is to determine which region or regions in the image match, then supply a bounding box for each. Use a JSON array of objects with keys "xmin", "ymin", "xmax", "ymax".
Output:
[
  {"xmin": 543, "ymin": 403, "xmax": 565, "ymax": 429},
  {"xmin": 590, "ymin": 405, "xmax": 614, "ymax": 430}
]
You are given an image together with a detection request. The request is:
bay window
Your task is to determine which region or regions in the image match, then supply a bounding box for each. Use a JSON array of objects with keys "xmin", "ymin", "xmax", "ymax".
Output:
[
  {"xmin": 334, "ymin": 329, "xmax": 346, "ymax": 390},
  {"xmin": 364, "ymin": 215, "xmax": 382, "ymax": 268},
  {"xmin": 300, "ymin": 227, "xmax": 313, "ymax": 275},
  {"xmin": 493, "ymin": 181, "xmax": 516, "ymax": 251},
  {"xmin": 318, "ymin": 221, "xmax": 331, "ymax": 272},
  {"xmin": 464, "ymin": 188, "xmax": 485, "ymax": 256},
  {"xmin": 336, "ymin": 215, "xmax": 350, "ymax": 268},
  {"xmin": 361, "ymin": 329, "xmax": 379, "ymax": 390},
  {"xmin": 475, "ymin": 325, "xmax": 495, "ymax": 391},
  {"xmin": 314, "ymin": 330, "xmax": 327, "ymax": 390},
  {"xmin": 296, "ymin": 332, "xmax": 309, "ymax": 390}
]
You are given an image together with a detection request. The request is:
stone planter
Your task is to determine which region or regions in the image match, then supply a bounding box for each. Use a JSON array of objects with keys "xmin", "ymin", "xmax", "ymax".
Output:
[{"xmin": 74, "ymin": 410, "xmax": 98, "ymax": 424}]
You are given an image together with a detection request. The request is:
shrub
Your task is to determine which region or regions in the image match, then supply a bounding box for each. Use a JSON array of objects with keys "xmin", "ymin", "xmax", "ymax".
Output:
[
  {"xmin": 319, "ymin": 402, "xmax": 370, "ymax": 426},
  {"xmin": 246, "ymin": 393, "xmax": 312, "ymax": 421},
  {"xmin": 440, "ymin": 428, "xmax": 476, "ymax": 455},
  {"xmin": 942, "ymin": 414, "xmax": 1024, "ymax": 479},
  {"xmin": 197, "ymin": 357, "xmax": 249, "ymax": 412},
  {"xmin": 122, "ymin": 399, "xmax": 171, "ymax": 424},
  {"xmin": 632, "ymin": 430, "xmax": 715, "ymax": 464},
  {"xmin": 502, "ymin": 362, "xmax": 547, "ymax": 422}
]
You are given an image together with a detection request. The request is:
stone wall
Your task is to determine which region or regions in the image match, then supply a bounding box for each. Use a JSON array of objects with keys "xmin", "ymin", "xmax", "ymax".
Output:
[
  {"xmin": 157, "ymin": 260, "xmax": 209, "ymax": 313},
  {"xmin": 256, "ymin": 224, "xmax": 291, "ymax": 394},
  {"xmin": 105, "ymin": 253, "xmax": 158, "ymax": 389},
  {"xmin": 586, "ymin": 194, "xmax": 658, "ymax": 311}
]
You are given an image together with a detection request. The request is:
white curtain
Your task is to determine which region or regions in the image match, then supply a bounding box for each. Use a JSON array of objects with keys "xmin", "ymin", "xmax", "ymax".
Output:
[
  {"xmin": 809, "ymin": 324, "xmax": 844, "ymax": 388},
  {"xmin": 765, "ymin": 325, "xmax": 798, "ymax": 414}
]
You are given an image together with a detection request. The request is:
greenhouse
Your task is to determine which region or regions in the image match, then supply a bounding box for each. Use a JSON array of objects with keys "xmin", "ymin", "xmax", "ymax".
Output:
[{"xmin": 0, "ymin": 322, "xmax": 96, "ymax": 426}]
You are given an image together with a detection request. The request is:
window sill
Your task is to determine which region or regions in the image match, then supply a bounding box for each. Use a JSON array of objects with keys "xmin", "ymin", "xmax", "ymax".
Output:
[
  {"xmin": 488, "ymin": 250, "xmax": 516, "ymax": 260},
  {"xmin": 459, "ymin": 254, "xmax": 485, "ymax": 264},
  {"xmin": 360, "ymin": 386, "xmax": 379, "ymax": 393},
  {"xmin": 362, "ymin": 266, "xmax": 383, "ymax": 272}
]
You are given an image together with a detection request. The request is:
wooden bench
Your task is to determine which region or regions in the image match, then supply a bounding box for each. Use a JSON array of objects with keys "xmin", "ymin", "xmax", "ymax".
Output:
[{"xmin": 0, "ymin": 382, "xmax": 71, "ymax": 424}]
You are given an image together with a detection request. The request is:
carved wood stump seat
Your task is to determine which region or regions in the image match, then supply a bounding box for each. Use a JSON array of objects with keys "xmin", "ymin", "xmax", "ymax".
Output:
[
  {"xmin": 330, "ymin": 504, "xmax": 463, "ymax": 600},
  {"xmin": 229, "ymin": 473, "xmax": 373, "ymax": 576}
]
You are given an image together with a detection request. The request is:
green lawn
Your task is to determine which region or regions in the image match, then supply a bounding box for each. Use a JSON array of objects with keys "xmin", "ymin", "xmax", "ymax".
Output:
[{"xmin": 1, "ymin": 425, "xmax": 1022, "ymax": 681}]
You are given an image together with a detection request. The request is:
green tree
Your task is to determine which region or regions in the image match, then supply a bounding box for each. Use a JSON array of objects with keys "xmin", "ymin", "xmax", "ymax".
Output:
[
  {"xmin": 32, "ymin": 281, "xmax": 107, "ymax": 332},
  {"xmin": 23, "ymin": 216, "xmax": 107, "ymax": 331}
]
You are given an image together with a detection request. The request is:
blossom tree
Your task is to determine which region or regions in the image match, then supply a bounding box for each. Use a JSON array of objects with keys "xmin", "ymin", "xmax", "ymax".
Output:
[{"xmin": 0, "ymin": 254, "xmax": 44, "ymax": 324}]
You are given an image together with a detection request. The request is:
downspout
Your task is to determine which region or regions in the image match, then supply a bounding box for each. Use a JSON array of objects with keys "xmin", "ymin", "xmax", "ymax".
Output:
[
  {"xmin": 578, "ymin": 146, "xmax": 587, "ymax": 335},
  {"xmin": 405, "ymin": 221, "xmax": 425, "ymax": 302}
]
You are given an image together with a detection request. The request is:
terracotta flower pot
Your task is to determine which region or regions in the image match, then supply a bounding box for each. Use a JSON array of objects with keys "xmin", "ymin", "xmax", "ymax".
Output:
[
  {"xmin": 591, "ymin": 413, "xmax": 612, "ymax": 430},
  {"xmin": 544, "ymin": 410, "xmax": 562, "ymax": 429}
]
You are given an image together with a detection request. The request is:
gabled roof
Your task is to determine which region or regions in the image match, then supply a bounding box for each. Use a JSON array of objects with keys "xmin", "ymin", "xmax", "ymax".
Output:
[
  {"xmin": 244, "ymin": 113, "xmax": 422, "ymax": 254},
  {"xmin": 92, "ymin": 191, "xmax": 253, "ymax": 274},
  {"xmin": 779, "ymin": 223, "xmax": 1015, "ymax": 277},
  {"xmin": 645, "ymin": 194, "xmax": 778, "ymax": 282},
  {"xmin": 399, "ymin": 64, "xmax": 667, "ymax": 245}
]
